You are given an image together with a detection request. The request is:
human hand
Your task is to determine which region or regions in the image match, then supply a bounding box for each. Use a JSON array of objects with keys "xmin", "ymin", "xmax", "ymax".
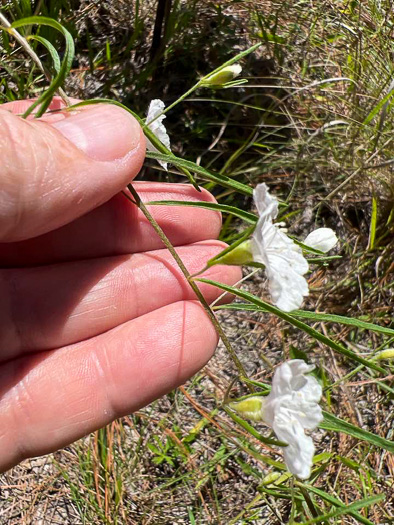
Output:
[{"xmin": 0, "ymin": 98, "xmax": 241, "ymax": 471}]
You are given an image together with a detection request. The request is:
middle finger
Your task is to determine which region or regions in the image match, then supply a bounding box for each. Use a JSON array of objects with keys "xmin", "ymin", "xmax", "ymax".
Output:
[{"xmin": 0, "ymin": 241, "xmax": 241, "ymax": 360}]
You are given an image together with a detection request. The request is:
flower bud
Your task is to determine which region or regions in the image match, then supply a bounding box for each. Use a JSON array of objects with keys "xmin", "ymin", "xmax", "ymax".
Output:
[
  {"xmin": 207, "ymin": 240, "xmax": 254, "ymax": 267},
  {"xmin": 229, "ymin": 396, "xmax": 264, "ymax": 421},
  {"xmin": 376, "ymin": 348, "xmax": 394, "ymax": 360},
  {"xmin": 304, "ymin": 228, "xmax": 338, "ymax": 253},
  {"xmin": 202, "ymin": 64, "xmax": 242, "ymax": 87}
]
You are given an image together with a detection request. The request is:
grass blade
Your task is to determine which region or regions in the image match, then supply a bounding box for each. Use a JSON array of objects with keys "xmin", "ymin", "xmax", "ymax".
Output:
[
  {"xmin": 146, "ymin": 200, "xmax": 258, "ymax": 223},
  {"xmin": 199, "ymin": 279, "xmax": 386, "ymax": 373},
  {"xmin": 297, "ymin": 484, "xmax": 376, "ymax": 525},
  {"xmin": 296, "ymin": 494, "xmax": 384, "ymax": 524},
  {"xmin": 146, "ymin": 151, "xmax": 253, "ymax": 196},
  {"xmin": 321, "ymin": 411, "xmax": 394, "ymax": 452}
]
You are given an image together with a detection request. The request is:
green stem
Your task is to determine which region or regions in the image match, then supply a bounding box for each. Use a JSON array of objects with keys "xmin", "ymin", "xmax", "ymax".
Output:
[
  {"xmin": 126, "ymin": 184, "xmax": 252, "ymax": 389},
  {"xmin": 146, "ymin": 42, "xmax": 261, "ymax": 125}
]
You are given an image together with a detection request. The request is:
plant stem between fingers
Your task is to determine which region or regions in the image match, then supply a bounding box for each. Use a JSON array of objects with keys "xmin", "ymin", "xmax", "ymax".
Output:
[{"xmin": 126, "ymin": 183, "xmax": 253, "ymax": 391}]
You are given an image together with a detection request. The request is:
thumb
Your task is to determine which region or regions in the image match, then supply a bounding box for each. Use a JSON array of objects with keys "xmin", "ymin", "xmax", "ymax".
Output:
[{"xmin": 0, "ymin": 103, "xmax": 145, "ymax": 242}]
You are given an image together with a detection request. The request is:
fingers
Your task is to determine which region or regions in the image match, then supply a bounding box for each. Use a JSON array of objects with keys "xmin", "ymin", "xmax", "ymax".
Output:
[
  {"xmin": 0, "ymin": 183, "xmax": 222, "ymax": 267},
  {"xmin": 0, "ymin": 300, "xmax": 218, "ymax": 472},
  {"xmin": 0, "ymin": 103, "xmax": 145, "ymax": 242},
  {"xmin": 0, "ymin": 241, "xmax": 241, "ymax": 359}
]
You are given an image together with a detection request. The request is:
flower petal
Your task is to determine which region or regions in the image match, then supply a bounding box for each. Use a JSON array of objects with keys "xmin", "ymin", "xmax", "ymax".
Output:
[
  {"xmin": 251, "ymin": 191, "xmax": 310, "ymax": 312},
  {"xmin": 262, "ymin": 360, "xmax": 323, "ymax": 463},
  {"xmin": 253, "ymin": 183, "xmax": 278, "ymax": 221},
  {"xmin": 304, "ymin": 228, "xmax": 338, "ymax": 253},
  {"xmin": 273, "ymin": 407, "xmax": 316, "ymax": 479},
  {"xmin": 146, "ymin": 99, "xmax": 171, "ymax": 170},
  {"xmin": 267, "ymin": 262, "xmax": 309, "ymax": 312}
]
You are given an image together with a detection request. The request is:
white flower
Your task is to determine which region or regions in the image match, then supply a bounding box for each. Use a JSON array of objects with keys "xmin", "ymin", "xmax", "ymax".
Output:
[
  {"xmin": 304, "ymin": 228, "xmax": 338, "ymax": 253},
  {"xmin": 251, "ymin": 183, "xmax": 309, "ymax": 312},
  {"xmin": 146, "ymin": 99, "xmax": 171, "ymax": 170},
  {"xmin": 263, "ymin": 360, "xmax": 323, "ymax": 479},
  {"xmin": 202, "ymin": 64, "xmax": 242, "ymax": 86},
  {"xmin": 230, "ymin": 360, "xmax": 323, "ymax": 480}
]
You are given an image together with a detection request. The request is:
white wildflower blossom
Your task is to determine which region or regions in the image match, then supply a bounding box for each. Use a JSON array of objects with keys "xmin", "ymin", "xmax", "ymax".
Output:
[
  {"xmin": 251, "ymin": 183, "xmax": 309, "ymax": 312},
  {"xmin": 251, "ymin": 184, "xmax": 338, "ymax": 312},
  {"xmin": 304, "ymin": 228, "xmax": 338, "ymax": 253},
  {"xmin": 230, "ymin": 360, "xmax": 323, "ymax": 480},
  {"xmin": 146, "ymin": 99, "xmax": 171, "ymax": 170},
  {"xmin": 263, "ymin": 360, "xmax": 323, "ymax": 479}
]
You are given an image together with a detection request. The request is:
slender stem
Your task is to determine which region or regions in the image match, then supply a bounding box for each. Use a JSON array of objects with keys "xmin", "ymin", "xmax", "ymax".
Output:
[
  {"xmin": 146, "ymin": 81, "xmax": 202, "ymax": 125},
  {"xmin": 126, "ymin": 184, "xmax": 253, "ymax": 388},
  {"xmin": 146, "ymin": 42, "xmax": 261, "ymax": 125},
  {"xmin": 0, "ymin": 11, "xmax": 70, "ymax": 107}
]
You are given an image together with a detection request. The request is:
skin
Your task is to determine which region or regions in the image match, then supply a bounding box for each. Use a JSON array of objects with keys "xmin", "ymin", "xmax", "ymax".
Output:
[{"xmin": 0, "ymin": 98, "xmax": 242, "ymax": 472}]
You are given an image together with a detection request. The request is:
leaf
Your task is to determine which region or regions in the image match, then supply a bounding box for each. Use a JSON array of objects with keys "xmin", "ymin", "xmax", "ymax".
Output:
[
  {"xmin": 296, "ymin": 494, "xmax": 384, "ymax": 525},
  {"xmin": 290, "ymin": 310, "xmax": 394, "ymax": 336},
  {"xmin": 146, "ymin": 200, "xmax": 258, "ymax": 224},
  {"xmin": 199, "ymin": 280, "xmax": 386, "ymax": 373},
  {"xmin": 218, "ymin": 303, "xmax": 394, "ymax": 336},
  {"xmin": 27, "ymin": 35, "xmax": 61, "ymax": 73},
  {"xmin": 321, "ymin": 411, "xmax": 394, "ymax": 452},
  {"xmin": 146, "ymin": 151, "xmax": 253, "ymax": 196},
  {"xmin": 297, "ymin": 484, "xmax": 377, "ymax": 525},
  {"xmin": 368, "ymin": 195, "xmax": 378, "ymax": 250},
  {"xmin": 11, "ymin": 16, "xmax": 75, "ymax": 118}
]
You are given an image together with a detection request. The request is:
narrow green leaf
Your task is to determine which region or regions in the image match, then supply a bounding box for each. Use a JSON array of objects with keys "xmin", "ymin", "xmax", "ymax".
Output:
[
  {"xmin": 296, "ymin": 494, "xmax": 384, "ymax": 525},
  {"xmin": 297, "ymin": 484, "xmax": 377, "ymax": 525},
  {"xmin": 217, "ymin": 304, "xmax": 394, "ymax": 343},
  {"xmin": 291, "ymin": 310, "xmax": 394, "ymax": 336},
  {"xmin": 146, "ymin": 151, "xmax": 253, "ymax": 196},
  {"xmin": 363, "ymin": 88, "xmax": 394, "ymax": 126},
  {"xmin": 11, "ymin": 16, "xmax": 75, "ymax": 118},
  {"xmin": 368, "ymin": 196, "xmax": 378, "ymax": 250},
  {"xmin": 27, "ymin": 35, "xmax": 61, "ymax": 73},
  {"xmin": 147, "ymin": 200, "xmax": 258, "ymax": 224},
  {"xmin": 199, "ymin": 280, "xmax": 386, "ymax": 373},
  {"xmin": 321, "ymin": 411, "xmax": 394, "ymax": 452}
]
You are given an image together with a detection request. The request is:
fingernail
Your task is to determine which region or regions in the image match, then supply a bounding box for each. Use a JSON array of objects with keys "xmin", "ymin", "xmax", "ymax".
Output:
[{"xmin": 53, "ymin": 105, "xmax": 142, "ymax": 162}]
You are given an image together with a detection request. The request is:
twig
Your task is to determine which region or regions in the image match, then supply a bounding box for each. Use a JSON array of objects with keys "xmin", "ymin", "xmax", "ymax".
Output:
[{"xmin": 126, "ymin": 184, "xmax": 253, "ymax": 391}]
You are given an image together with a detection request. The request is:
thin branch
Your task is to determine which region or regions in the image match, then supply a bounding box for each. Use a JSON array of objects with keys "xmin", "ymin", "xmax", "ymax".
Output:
[{"xmin": 126, "ymin": 183, "xmax": 253, "ymax": 391}]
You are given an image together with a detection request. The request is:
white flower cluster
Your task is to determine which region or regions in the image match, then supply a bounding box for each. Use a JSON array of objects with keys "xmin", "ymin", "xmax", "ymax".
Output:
[{"xmin": 230, "ymin": 360, "xmax": 323, "ymax": 479}]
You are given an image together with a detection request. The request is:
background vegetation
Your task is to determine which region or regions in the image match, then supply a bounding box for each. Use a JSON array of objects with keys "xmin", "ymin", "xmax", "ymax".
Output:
[{"xmin": 0, "ymin": 0, "xmax": 393, "ymax": 523}]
